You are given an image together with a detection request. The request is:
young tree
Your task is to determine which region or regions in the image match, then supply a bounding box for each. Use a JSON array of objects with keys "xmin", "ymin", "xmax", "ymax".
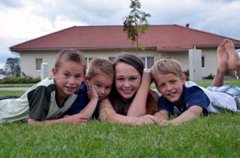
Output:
[{"xmin": 123, "ymin": 0, "xmax": 151, "ymax": 50}]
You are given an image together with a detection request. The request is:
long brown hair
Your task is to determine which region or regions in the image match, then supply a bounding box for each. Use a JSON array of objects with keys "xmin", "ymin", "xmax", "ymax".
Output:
[{"xmin": 109, "ymin": 53, "xmax": 158, "ymax": 115}]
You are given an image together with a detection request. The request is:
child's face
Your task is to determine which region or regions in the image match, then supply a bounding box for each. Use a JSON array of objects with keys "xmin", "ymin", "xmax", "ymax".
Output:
[
  {"xmin": 90, "ymin": 74, "xmax": 113, "ymax": 101},
  {"xmin": 115, "ymin": 62, "xmax": 141, "ymax": 100},
  {"xmin": 154, "ymin": 73, "xmax": 185, "ymax": 103},
  {"xmin": 52, "ymin": 60, "xmax": 84, "ymax": 98}
]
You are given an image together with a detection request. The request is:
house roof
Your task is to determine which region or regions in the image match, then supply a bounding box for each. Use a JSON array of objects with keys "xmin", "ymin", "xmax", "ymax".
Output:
[{"xmin": 10, "ymin": 24, "xmax": 240, "ymax": 52}]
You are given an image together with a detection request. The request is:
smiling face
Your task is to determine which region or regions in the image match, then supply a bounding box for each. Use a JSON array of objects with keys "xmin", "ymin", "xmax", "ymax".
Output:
[
  {"xmin": 91, "ymin": 73, "xmax": 113, "ymax": 101},
  {"xmin": 115, "ymin": 62, "xmax": 142, "ymax": 100},
  {"xmin": 154, "ymin": 72, "xmax": 185, "ymax": 103},
  {"xmin": 52, "ymin": 60, "xmax": 84, "ymax": 99}
]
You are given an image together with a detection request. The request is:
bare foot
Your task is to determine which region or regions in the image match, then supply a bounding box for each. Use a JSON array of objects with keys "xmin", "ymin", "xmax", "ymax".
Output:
[
  {"xmin": 217, "ymin": 40, "xmax": 228, "ymax": 72},
  {"xmin": 225, "ymin": 39, "xmax": 239, "ymax": 69}
]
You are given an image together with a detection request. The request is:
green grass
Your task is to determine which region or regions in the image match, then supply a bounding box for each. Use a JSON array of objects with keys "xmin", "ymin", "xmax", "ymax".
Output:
[
  {"xmin": 0, "ymin": 114, "xmax": 240, "ymax": 157},
  {"xmin": 1, "ymin": 80, "xmax": 240, "ymax": 157},
  {"xmin": 0, "ymin": 83, "xmax": 33, "ymax": 88},
  {"xmin": 0, "ymin": 90, "xmax": 25, "ymax": 96},
  {"xmin": 197, "ymin": 80, "xmax": 240, "ymax": 88}
]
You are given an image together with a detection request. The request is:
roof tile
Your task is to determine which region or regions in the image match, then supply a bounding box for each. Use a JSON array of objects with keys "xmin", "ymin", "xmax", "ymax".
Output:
[{"xmin": 10, "ymin": 25, "xmax": 240, "ymax": 52}]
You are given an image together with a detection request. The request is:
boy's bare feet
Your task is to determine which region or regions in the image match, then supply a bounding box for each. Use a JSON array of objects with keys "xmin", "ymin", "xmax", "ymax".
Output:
[
  {"xmin": 217, "ymin": 40, "xmax": 228, "ymax": 73},
  {"xmin": 225, "ymin": 39, "xmax": 239, "ymax": 69}
]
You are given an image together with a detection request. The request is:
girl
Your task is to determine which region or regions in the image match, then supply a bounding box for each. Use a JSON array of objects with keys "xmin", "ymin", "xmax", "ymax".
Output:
[{"xmin": 99, "ymin": 54, "xmax": 159, "ymax": 125}]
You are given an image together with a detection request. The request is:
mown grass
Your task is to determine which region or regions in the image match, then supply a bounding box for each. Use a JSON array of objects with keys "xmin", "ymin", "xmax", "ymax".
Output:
[
  {"xmin": 197, "ymin": 79, "xmax": 240, "ymax": 88},
  {"xmin": 0, "ymin": 83, "xmax": 33, "ymax": 88},
  {"xmin": 0, "ymin": 113, "xmax": 240, "ymax": 157},
  {"xmin": 0, "ymin": 90, "xmax": 25, "ymax": 96},
  {"xmin": 0, "ymin": 80, "xmax": 240, "ymax": 157}
]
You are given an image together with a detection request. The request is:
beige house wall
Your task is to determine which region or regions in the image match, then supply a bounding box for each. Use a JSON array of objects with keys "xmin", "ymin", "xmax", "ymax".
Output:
[
  {"xmin": 20, "ymin": 49, "xmax": 217, "ymax": 78},
  {"xmin": 20, "ymin": 51, "xmax": 58, "ymax": 77},
  {"xmin": 20, "ymin": 50, "xmax": 159, "ymax": 77},
  {"xmin": 156, "ymin": 49, "xmax": 217, "ymax": 78},
  {"xmin": 159, "ymin": 51, "xmax": 189, "ymax": 71},
  {"xmin": 201, "ymin": 49, "xmax": 217, "ymax": 77}
]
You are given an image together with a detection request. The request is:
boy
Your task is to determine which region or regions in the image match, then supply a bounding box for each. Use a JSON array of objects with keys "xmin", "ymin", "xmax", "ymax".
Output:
[
  {"xmin": 0, "ymin": 49, "xmax": 98, "ymax": 125},
  {"xmin": 151, "ymin": 39, "xmax": 240, "ymax": 125},
  {"xmin": 64, "ymin": 58, "xmax": 114, "ymax": 119}
]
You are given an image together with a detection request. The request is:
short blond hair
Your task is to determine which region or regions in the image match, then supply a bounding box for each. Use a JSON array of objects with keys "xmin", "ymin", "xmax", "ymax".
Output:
[
  {"xmin": 151, "ymin": 58, "xmax": 183, "ymax": 78},
  {"xmin": 87, "ymin": 58, "xmax": 114, "ymax": 79},
  {"xmin": 55, "ymin": 49, "xmax": 87, "ymax": 74}
]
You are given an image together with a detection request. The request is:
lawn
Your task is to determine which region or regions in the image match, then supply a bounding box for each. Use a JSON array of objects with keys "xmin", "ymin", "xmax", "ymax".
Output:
[
  {"xmin": 0, "ymin": 80, "xmax": 240, "ymax": 157},
  {"xmin": 0, "ymin": 90, "xmax": 25, "ymax": 96},
  {"xmin": 0, "ymin": 114, "xmax": 240, "ymax": 157},
  {"xmin": 0, "ymin": 83, "xmax": 33, "ymax": 88}
]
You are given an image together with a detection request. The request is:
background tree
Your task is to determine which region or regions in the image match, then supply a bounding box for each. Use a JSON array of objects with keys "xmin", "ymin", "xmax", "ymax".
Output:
[
  {"xmin": 123, "ymin": 0, "xmax": 151, "ymax": 50},
  {"xmin": 4, "ymin": 57, "xmax": 21, "ymax": 77}
]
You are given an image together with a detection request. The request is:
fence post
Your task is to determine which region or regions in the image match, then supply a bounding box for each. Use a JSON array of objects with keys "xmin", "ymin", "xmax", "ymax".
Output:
[
  {"xmin": 41, "ymin": 63, "xmax": 48, "ymax": 80},
  {"xmin": 189, "ymin": 47, "xmax": 202, "ymax": 81}
]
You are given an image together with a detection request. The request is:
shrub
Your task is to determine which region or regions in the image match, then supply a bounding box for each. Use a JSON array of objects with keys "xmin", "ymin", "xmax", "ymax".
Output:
[
  {"xmin": 203, "ymin": 73, "xmax": 214, "ymax": 80},
  {"xmin": 183, "ymin": 69, "xmax": 189, "ymax": 81},
  {"xmin": 0, "ymin": 76, "xmax": 40, "ymax": 84}
]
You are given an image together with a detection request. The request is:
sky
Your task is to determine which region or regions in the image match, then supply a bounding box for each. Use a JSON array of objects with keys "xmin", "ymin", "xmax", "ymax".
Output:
[{"xmin": 0, "ymin": 0, "xmax": 240, "ymax": 69}]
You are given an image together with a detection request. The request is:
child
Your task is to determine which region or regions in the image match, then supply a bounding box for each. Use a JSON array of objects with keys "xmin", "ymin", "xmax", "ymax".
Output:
[
  {"xmin": 64, "ymin": 58, "xmax": 114, "ymax": 119},
  {"xmin": 0, "ymin": 49, "xmax": 98, "ymax": 125},
  {"xmin": 99, "ymin": 54, "xmax": 159, "ymax": 125},
  {"xmin": 151, "ymin": 39, "xmax": 240, "ymax": 125}
]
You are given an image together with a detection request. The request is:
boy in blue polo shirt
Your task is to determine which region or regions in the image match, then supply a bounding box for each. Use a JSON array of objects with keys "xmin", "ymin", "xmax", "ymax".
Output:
[
  {"xmin": 151, "ymin": 39, "xmax": 240, "ymax": 125},
  {"xmin": 64, "ymin": 58, "xmax": 114, "ymax": 119}
]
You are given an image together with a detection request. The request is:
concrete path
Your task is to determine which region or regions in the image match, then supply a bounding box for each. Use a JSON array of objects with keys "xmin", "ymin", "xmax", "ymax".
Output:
[{"xmin": 0, "ymin": 87, "xmax": 29, "ymax": 91}]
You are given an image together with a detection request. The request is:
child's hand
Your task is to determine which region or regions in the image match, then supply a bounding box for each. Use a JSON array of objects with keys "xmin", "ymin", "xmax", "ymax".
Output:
[
  {"xmin": 136, "ymin": 114, "xmax": 158, "ymax": 125},
  {"xmin": 142, "ymin": 70, "xmax": 152, "ymax": 82},
  {"xmin": 84, "ymin": 76, "xmax": 90, "ymax": 81},
  {"xmin": 154, "ymin": 118, "xmax": 170, "ymax": 126},
  {"xmin": 85, "ymin": 80, "xmax": 98, "ymax": 101},
  {"xmin": 62, "ymin": 114, "xmax": 88, "ymax": 124}
]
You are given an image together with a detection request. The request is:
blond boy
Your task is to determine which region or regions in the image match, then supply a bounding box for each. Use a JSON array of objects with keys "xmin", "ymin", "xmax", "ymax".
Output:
[
  {"xmin": 151, "ymin": 39, "xmax": 240, "ymax": 125},
  {"xmin": 0, "ymin": 49, "xmax": 98, "ymax": 125}
]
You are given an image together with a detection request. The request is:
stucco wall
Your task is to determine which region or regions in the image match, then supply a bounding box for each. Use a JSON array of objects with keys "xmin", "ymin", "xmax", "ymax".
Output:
[
  {"xmin": 20, "ymin": 50, "xmax": 159, "ymax": 77},
  {"xmin": 20, "ymin": 51, "xmax": 58, "ymax": 77},
  {"xmin": 201, "ymin": 49, "xmax": 217, "ymax": 77},
  {"xmin": 157, "ymin": 49, "xmax": 217, "ymax": 78},
  {"xmin": 20, "ymin": 49, "xmax": 217, "ymax": 78}
]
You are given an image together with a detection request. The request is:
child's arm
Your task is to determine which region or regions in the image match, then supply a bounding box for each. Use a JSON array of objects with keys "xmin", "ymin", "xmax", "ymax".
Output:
[
  {"xmin": 127, "ymin": 70, "xmax": 152, "ymax": 117},
  {"xmin": 28, "ymin": 114, "xmax": 89, "ymax": 125},
  {"xmin": 168, "ymin": 105, "xmax": 203, "ymax": 125},
  {"xmin": 99, "ymin": 98, "xmax": 158, "ymax": 125},
  {"xmin": 77, "ymin": 80, "xmax": 98, "ymax": 119},
  {"xmin": 28, "ymin": 81, "xmax": 98, "ymax": 125},
  {"xmin": 153, "ymin": 110, "xmax": 171, "ymax": 125},
  {"xmin": 154, "ymin": 110, "xmax": 169, "ymax": 120}
]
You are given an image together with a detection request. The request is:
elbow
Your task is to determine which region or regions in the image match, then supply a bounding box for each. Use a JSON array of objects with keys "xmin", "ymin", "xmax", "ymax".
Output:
[
  {"xmin": 191, "ymin": 106, "xmax": 203, "ymax": 118},
  {"xmin": 99, "ymin": 112, "xmax": 116, "ymax": 123},
  {"xmin": 27, "ymin": 118, "xmax": 39, "ymax": 125}
]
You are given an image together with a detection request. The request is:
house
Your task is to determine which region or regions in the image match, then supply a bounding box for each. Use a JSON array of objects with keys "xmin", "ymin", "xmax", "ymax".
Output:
[{"xmin": 10, "ymin": 24, "xmax": 240, "ymax": 78}]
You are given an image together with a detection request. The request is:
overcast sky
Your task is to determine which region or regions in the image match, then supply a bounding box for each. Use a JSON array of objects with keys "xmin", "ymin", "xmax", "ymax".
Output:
[{"xmin": 0, "ymin": 0, "xmax": 240, "ymax": 68}]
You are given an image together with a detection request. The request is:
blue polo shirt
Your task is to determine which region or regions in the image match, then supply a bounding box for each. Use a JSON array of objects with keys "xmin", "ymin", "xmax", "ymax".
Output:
[
  {"xmin": 64, "ymin": 82, "xmax": 89, "ymax": 115},
  {"xmin": 158, "ymin": 85, "xmax": 209, "ymax": 116}
]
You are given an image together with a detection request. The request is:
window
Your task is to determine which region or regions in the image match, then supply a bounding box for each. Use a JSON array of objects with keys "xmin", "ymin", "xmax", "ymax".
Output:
[
  {"xmin": 201, "ymin": 56, "xmax": 205, "ymax": 68},
  {"xmin": 36, "ymin": 58, "xmax": 43, "ymax": 70},
  {"xmin": 147, "ymin": 57, "xmax": 154, "ymax": 69},
  {"xmin": 140, "ymin": 56, "xmax": 154, "ymax": 69}
]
